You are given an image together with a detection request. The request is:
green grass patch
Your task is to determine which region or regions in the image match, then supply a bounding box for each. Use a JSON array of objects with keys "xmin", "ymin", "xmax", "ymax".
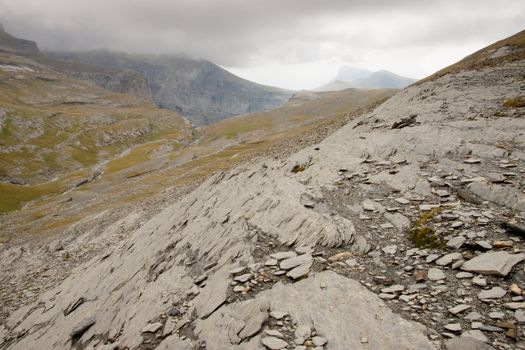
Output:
[
  {"xmin": 104, "ymin": 142, "xmax": 159, "ymax": 174},
  {"xmin": 0, "ymin": 170, "xmax": 87, "ymax": 213},
  {"xmin": 0, "ymin": 182, "xmax": 63, "ymax": 213}
]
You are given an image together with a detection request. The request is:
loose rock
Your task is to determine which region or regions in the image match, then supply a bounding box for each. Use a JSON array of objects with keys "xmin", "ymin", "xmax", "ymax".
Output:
[
  {"xmin": 461, "ymin": 251, "xmax": 525, "ymax": 276},
  {"xmin": 261, "ymin": 336, "xmax": 288, "ymax": 349}
]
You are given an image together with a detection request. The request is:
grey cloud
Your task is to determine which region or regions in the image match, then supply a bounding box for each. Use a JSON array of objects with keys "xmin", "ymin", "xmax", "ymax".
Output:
[{"xmin": 0, "ymin": 0, "xmax": 523, "ymax": 69}]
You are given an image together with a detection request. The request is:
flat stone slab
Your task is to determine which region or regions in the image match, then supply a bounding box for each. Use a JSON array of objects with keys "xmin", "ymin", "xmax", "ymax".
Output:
[
  {"xmin": 261, "ymin": 336, "xmax": 288, "ymax": 349},
  {"xmin": 448, "ymin": 304, "xmax": 471, "ymax": 315},
  {"xmin": 436, "ymin": 252, "xmax": 462, "ymax": 266},
  {"xmin": 270, "ymin": 251, "xmax": 297, "ymax": 260},
  {"xmin": 70, "ymin": 316, "xmax": 96, "ymax": 338},
  {"xmin": 428, "ymin": 268, "xmax": 446, "ymax": 281},
  {"xmin": 447, "ymin": 236, "xmax": 466, "ymax": 249},
  {"xmin": 279, "ymin": 254, "xmax": 313, "ymax": 270},
  {"xmin": 461, "ymin": 251, "xmax": 525, "ymax": 276},
  {"xmin": 142, "ymin": 322, "xmax": 163, "ymax": 333},
  {"xmin": 445, "ymin": 335, "xmax": 495, "ymax": 350},
  {"xmin": 286, "ymin": 262, "xmax": 312, "ymax": 279},
  {"xmin": 381, "ymin": 285, "xmax": 405, "ymax": 293},
  {"xmin": 478, "ymin": 287, "xmax": 506, "ymax": 300}
]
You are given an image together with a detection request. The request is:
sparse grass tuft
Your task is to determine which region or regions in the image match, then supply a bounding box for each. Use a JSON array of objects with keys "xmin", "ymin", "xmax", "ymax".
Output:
[
  {"xmin": 409, "ymin": 207, "xmax": 444, "ymax": 248},
  {"xmin": 409, "ymin": 226, "xmax": 442, "ymax": 249},
  {"xmin": 291, "ymin": 164, "xmax": 306, "ymax": 173},
  {"xmin": 503, "ymin": 97, "xmax": 525, "ymax": 108},
  {"xmin": 415, "ymin": 207, "xmax": 443, "ymax": 226}
]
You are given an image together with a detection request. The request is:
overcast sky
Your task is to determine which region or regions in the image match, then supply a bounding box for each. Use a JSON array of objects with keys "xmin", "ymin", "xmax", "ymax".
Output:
[{"xmin": 1, "ymin": 0, "xmax": 524, "ymax": 90}]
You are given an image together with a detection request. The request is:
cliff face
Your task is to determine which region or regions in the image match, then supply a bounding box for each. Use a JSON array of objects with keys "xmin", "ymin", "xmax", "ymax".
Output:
[
  {"xmin": 49, "ymin": 51, "xmax": 293, "ymax": 125},
  {"xmin": 44, "ymin": 60, "xmax": 154, "ymax": 102},
  {"xmin": 0, "ymin": 24, "xmax": 40, "ymax": 56}
]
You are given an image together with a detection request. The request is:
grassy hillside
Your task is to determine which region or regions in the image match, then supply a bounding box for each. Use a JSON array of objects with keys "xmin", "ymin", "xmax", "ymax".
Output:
[
  {"xmin": 0, "ymin": 86, "xmax": 394, "ymax": 241},
  {"xmin": 202, "ymin": 88, "xmax": 395, "ymax": 142},
  {"xmin": 0, "ymin": 52, "xmax": 193, "ymax": 212}
]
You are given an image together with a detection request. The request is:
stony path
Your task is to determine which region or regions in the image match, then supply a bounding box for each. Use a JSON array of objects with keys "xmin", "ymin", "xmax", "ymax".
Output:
[{"xmin": 0, "ymin": 60, "xmax": 524, "ymax": 350}]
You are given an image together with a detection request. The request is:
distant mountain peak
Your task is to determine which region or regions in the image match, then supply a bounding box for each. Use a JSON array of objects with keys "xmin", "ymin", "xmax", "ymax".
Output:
[
  {"xmin": 316, "ymin": 66, "xmax": 416, "ymax": 91},
  {"xmin": 335, "ymin": 66, "xmax": 372, "ymax": 82}
]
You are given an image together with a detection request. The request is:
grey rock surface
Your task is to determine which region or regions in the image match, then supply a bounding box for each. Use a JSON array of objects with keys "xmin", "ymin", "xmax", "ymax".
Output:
[
  {"xmin": 428, "ymin": 268, "xmax": 446, "ymax": 281},
  {"xmin": 261, "ymin": 336, "xmax": 288, "ymax": 349},
  {"xmin": 286, "ymin": 262, "xmax": 312, "ymax": 279},
  {"xmin": 461, "ymin": 251, "xmax": 525, "ymax": 276},
  {"xmin": 445, "ymin": 335, "xmax": 495, "ymax": 350},
  {"xmin": 477, "ymin": 287, "xmax": 507, "ymax": 300},
  {"xmin": 280, "ymin": 254, "xmax": 313, "ymax": 270}
]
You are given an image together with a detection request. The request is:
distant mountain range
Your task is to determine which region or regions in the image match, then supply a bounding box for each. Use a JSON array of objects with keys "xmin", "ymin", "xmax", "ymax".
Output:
[
  {"xmin": 316, "ymin": 66, "xmax": 416, "ymax": 91},
  {"xmin": 47, "ymin": 51, "xmax": 293, "ymax": 126},
  {"xmin": 0, "ymin": 24, "xmax": 292, "ymax": 126}
]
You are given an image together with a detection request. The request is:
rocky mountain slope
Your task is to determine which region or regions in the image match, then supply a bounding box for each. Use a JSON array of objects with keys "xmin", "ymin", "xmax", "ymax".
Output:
[
  {"xmin": 40, "ymin": 58, "xmax": 154, "ymax": 102},
  {"xmin": 49, "ymin": 51, "xmax": 293, "ymax": 126},
  {"xmin": 316, "ymin": 66, "xmax": 416, "ymax": 91},
  {"xmin": 1, "ymin": 31, "xmax": 525, "ymax": 350}
]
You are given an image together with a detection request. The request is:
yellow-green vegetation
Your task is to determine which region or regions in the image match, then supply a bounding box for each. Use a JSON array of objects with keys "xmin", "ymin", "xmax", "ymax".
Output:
[
  {"xmin": 38, "ymin": 215, "xmax": 81, "ymax": 232},
  {"xmin": 104, "ymin": 143, "xmax": 159, "ymax": 174},
  {"xmin": 503, "ymin": 96, "xmax": 525, "ymax": 108},
  {"xmin": 415, "ymin": 207, "xmax": 443, "ymax": 226},
  {"xmin": 409, "ymin": 207, "xmax": 444, "ymax": 248},
  {"xmin": 291, "ymin": 164, "xmax": 306, "ymax": 173},
  {"xmin": 419, "ymin": 29, "xmax": 525, "ymax": 84},
  {"xmin": 201, "ymin": 89, "xmax": 395, "ymax": 143},
  {"xmin": 0, "ymin": 56, "xmax": 394, "ymax": 242},
  {"xmin": 0, "ymin": 169, "xmax": 87, "ymax": 212},
  {"xmin": 0, "ymin": 52, "xmax": 193, "ymax": 213}
]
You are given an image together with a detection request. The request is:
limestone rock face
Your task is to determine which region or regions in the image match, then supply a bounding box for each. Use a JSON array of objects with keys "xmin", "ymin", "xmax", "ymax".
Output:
[
  {"xmin": 58, "ymin": 65, "xmax": 154, "ymax": 102},
  {"xmin": 196, "ymin": 272, "xmax": 434, "ymax": 350}
]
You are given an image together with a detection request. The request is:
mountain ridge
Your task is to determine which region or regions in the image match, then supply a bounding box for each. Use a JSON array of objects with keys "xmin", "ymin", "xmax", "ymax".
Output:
[
  {"xmin": 0, "ymin": 24, "xmax": 40, "ymax": 56},
  {"xmin": 48, "ymin": 50, "xmax": 294, "ymax": 126},
  {"xmin": 316, "ymin": 66, "xmax": 416, "ymax": 91}
]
